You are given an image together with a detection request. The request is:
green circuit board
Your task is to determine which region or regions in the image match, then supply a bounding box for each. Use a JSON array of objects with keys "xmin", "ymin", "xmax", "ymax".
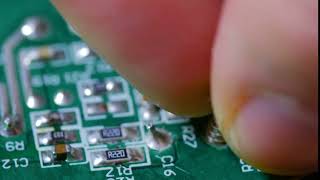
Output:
[{"xmin": 0, "ymin": 1, "xmax": 284, "ymax": 180}]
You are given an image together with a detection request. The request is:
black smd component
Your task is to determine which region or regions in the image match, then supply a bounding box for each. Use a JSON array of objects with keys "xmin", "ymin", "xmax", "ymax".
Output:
[
  {"xmin": 53, "ymin": 144, "xmax": 69, "ymax": 162},
  {"xmin": 105, "ymin": 149, "xmax": 129, "ymax": 161},
  {"xmin": 93, "ymin": 82, "xmax": 107, "ymax": 95},
  {"xmin": 100, "ymin": 127, "xmax": 122, "ymax": 139},
  {"xmin": 51, "ymin": 131, "xmax": 66, "ymax": 144}
]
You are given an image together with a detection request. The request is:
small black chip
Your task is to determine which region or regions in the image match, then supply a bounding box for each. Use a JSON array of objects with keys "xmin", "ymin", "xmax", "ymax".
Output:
[
  {"xmin": 93, "ymin": 82, "xmax": 107, "ymax": 95},
  {"xmin": 100, "ymin": 127, "xmax": 122, "ymax": 139},
  {"xmin": 52, "ymin": 50, "xmax": 66, "ymax": 60},
  {"xmin": 51, "ymin": 131, "xmax": 66, "ymax": 143},
  {"xmin": 105, "ymin": 149, "xmax": 129, "ymax": 161}
]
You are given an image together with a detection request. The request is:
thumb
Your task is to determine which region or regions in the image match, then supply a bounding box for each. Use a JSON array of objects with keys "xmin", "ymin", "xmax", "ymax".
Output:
[{"xmin": 212, "ymin": 0, "xmax": 318, "ymax": 175}]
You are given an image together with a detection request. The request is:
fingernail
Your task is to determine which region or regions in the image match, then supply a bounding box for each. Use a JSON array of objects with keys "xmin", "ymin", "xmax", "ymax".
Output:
[{"xmin": 227, "ymin": 94, "xmax": 317, "ymax": 175}]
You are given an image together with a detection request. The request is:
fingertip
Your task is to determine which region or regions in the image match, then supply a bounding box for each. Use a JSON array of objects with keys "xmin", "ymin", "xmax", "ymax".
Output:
[
  {"xmin": 226, "ymin": 94, "xmax": 318, "ymax": 175},
  {"xmin": 51, "ymin": 0, "xmax": 222, "ymax": 116},
  {"xmin": 211, "ymin": 0, "xmax": 318, "ymax": 175}
]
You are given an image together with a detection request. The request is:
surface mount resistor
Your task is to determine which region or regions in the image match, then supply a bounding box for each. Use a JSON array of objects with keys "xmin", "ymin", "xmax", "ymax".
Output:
[
  {"xmin": 90, "ymin": 147, "xmax": 145, "ymax": 168},
  {"xmin": 82, "ymin": 79, "xmax": 125, "ymax": 97},
  {"xmin": 38, "ymin": 130, "xmax": 79, "ymax": 146},
  {"xmin": 20, "ymin": 46, "xmax": 66, "ymax": 64},
  {"xmin": 86, "ymin": 125, "xmax": 140, "ymax": 145}
]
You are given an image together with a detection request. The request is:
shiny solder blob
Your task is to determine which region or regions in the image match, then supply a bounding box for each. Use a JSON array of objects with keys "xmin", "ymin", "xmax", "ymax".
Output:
[{"xmin": 204, "ymin": 116, "xmax": 227, "ymax": 148}]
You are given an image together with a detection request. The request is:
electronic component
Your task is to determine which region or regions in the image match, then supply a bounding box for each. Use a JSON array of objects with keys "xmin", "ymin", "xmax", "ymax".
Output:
[
  {"xmin": 37, "ymin": 130, "xmax": 79, "ymax": 146},
  {"xmin": 87, "ymin": 127, "xmax": 122, "ymax": 145},
  {"xmin": 33, "ymin": 111, "xmax": 77, "ymax": 128},
  {"xmin": 54, "ymin": 144, "xmax": 69, "ymax": 161},
  {"xmin": 81, "ymin": 79, "xmax": 125, "ymax": 98},
  {"xmin": 41, "ymin": 144, "xmax": 84, "ymax": 165},
  {"xmin": 105, "ymin": 149, "xmax": 130, "ymax": 163},
  {"xmin": 90, "ymin": 147, "xmax": 145, "ymax": 168},
  {"xmin": 20, "ymin": 46, "xmax": 66, "ymax": 64},
  {"xmin": 101, "ymin": 127, "xmax": 122, "ymax": 139},
  {"xmin": 204, "ymin": 117, "xmax": 226, "ymax": 148},
  {"xmin": 86, "ymin": 125, "xmax": 140, "ymax": 145}
]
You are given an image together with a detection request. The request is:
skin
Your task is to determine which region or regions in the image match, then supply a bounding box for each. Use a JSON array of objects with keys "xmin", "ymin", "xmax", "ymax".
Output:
[{"xmin": 51, "ymin": 0, "xmax": 318, "ymax": 176}]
